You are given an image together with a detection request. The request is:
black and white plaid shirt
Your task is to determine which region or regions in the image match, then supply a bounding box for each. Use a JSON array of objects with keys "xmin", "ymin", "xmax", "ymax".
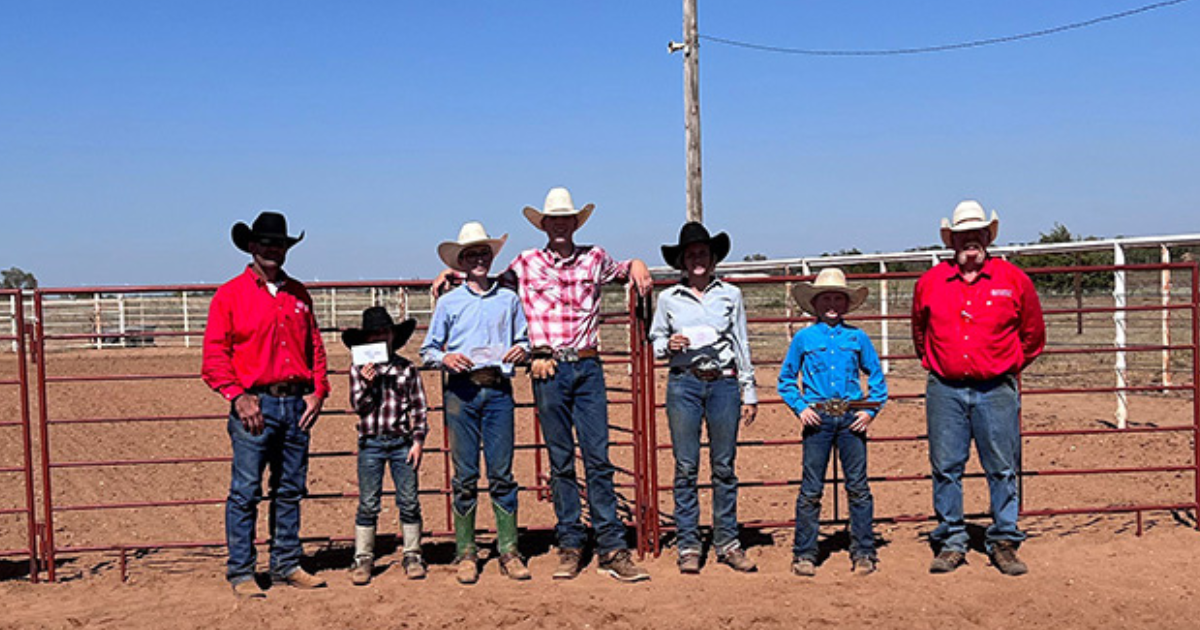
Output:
[{"xmin": 348, "ymin": 356, "xmax": 429, "ymax": 441}]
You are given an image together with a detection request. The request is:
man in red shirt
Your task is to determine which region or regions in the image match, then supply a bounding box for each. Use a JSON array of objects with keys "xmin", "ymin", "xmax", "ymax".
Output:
[
  {"xmin": 911, "ymin": 200, "xmax": 1045, "ymax": 577},
  {"xmin": 202, "ymin": 211, "xmax": 330, "ymax": 598}
]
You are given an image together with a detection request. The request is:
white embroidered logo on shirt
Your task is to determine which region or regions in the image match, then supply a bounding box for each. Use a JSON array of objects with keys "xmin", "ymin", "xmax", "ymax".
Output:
[{"xmin": 991, "ymin": 289, "xmax": 1012, "ymax": 298}]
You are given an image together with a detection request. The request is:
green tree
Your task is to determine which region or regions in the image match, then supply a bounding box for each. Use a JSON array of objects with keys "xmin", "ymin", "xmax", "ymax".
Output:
[
  {"xmin": 1012, "ymin": 223, "xmax": 1111, "ymax": 294},
  {"xmin": 1, "ymin": 267, "xmax": 37, "ymax": 289}
]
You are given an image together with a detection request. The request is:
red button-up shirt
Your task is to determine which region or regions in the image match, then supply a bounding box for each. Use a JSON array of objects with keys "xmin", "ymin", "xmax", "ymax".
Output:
[
  {"xmin": 911, "ymin": 257, "xmax": 1045, "ymax": 381},
  {"xmin": 202, "ymin": 266, "xmax": 330, "ymax": 401}
]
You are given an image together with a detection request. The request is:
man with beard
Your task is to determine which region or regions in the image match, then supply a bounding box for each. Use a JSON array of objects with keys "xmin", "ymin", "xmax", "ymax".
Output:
[
  {"xmin": 202, "ymin": 211, "xmax": 330, "ymax": 597},
  {"xmin": 911, "ymin": 200, "xmax": 1045, "ymax": 576}
]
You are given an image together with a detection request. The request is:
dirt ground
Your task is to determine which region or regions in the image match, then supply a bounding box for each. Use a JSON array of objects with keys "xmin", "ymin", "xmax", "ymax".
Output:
[{"xmin": 1, "ymin": 325, "xmax": 1199, "ymax": 629}]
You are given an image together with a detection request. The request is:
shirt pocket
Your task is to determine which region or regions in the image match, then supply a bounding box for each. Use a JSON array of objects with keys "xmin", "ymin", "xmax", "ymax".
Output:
[
  {"xmin": 803, "ymin": 343, "xmax": 829, "ymax": 373},
  {"xmin": 836, "ymin": 339, "xmax": 860, "ymax": 375}
]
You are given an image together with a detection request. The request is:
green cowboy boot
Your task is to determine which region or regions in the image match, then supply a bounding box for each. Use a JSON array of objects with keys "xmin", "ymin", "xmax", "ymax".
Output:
[
  {"xmin": 453, "ymin": 506, "xmax": 479, "ymax": 584},
  {"xmin": 493, "ymin": 504, "xmax": 530, "ymax": 580}
]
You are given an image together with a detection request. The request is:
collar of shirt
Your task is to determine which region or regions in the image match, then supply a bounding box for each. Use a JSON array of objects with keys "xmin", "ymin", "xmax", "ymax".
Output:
[
  {"xmin": 946, "ymin": 257, "xmax": 996, "ymax": 283},
  {"xmin": 463, "ymin": 281, "xmax": 501, "ymax": 298},
  {"xmin": 541, "ymin": 244, "xmax": 587, "ymax": 266},
  {"xmin": 670, "ymin": 276, "xmax": 725, "ymax": 299},
  {"xmin": 242, "ymin": 265, "xmax": 293, "ymax": 291}
]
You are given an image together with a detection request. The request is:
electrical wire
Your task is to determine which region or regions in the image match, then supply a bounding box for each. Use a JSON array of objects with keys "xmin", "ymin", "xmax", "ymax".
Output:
[{"xmin": 699, "ymin": 0, "xmax": 1192, "ymax": 56}]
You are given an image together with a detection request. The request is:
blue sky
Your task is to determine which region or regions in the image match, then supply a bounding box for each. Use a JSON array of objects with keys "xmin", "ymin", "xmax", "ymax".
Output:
[{"xmin": 2, "ymin": 1, "xmax": 1197, "ymax": 286}]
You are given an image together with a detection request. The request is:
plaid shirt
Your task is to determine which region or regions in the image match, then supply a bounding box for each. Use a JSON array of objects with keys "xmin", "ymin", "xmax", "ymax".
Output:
[
  {"xmin": 348, "ymin": 356, "xmax": 429, "ymax": 441},
  {"xmin": 506, "ymin": 245, "xmax": 631, "ymax": 350}
]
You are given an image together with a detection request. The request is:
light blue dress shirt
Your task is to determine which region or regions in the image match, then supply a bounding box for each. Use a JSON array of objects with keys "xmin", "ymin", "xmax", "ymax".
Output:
[
  {"xmin": 777, "ymin": 321, "xmax": 888, "ymax": 417},
  {"xmin": 648, "ymin": 278, "xmax": 758, "ymax": 404},
  {"xmin": 420, "ymin": 282, "xmax": 529, "ymax": 377}
]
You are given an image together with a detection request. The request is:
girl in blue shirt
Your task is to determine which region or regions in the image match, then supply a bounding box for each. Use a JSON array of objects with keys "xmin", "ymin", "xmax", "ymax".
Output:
[{"xmin": 777, "ymin": 267, "xmax": 888, "ymax": 576}]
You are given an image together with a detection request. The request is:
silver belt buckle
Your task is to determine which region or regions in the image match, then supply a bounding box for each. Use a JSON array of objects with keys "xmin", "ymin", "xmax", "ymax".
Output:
[{"xmin": 554, "ymin": 347, "xmax": 580, "ymax": 362}]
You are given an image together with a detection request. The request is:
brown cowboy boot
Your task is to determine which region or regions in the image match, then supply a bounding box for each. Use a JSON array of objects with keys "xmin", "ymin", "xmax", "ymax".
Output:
[
  {"xmin": 494, "ymin": 505, "xmax": 531, "ymax": 580},
  {"xmin": 349, "ymin": 525, "xmax": 375, "ymax": 586}
]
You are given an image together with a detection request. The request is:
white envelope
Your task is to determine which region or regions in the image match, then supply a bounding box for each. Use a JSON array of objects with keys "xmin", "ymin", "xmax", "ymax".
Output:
[
  {"xmin": 682, "ymin": 325, "xmax": 719, "ymax": 348},
  {"xmin": 351, "ymin": 342, "xmax": 390, "ymax": 366}
]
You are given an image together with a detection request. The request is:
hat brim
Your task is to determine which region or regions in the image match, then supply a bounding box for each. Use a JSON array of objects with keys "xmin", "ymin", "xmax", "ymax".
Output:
[
  {"xmin": 791, "ymin": 283, "xmax": 869, "ymax": 316},
  {"xmin": 341, "ymin": 318, "xmax": 418, "ymax": 350},
  {"xmin": 661, "ymin": 232, "xmax": 731, "ymax": 270},
  {"xmin": 939, "ymin": 213, "xmax": 999, "ymax": 248},
  {"xmin": 438, "ymin": 234, "xmax": 508, "ymax": 271},
  {"xmin": 232, "ymin": 222, "xmax": 305, "ymax": 253},
  {"xmin": 522, "ymin": 204, "xmax": 594, "ymax": 232}
]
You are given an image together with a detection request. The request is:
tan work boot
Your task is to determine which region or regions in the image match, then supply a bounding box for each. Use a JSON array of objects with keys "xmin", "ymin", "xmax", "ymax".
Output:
[
  {"xmin": 456, "ymin": 554, "xmax": 480, "ymax": 585},
  {"xmin": 791, "ymin": 557, "xmax": 817, "ymax": 577},
  {"xmin": 596, "ymin": 549, "xmax": 650, "ymax": 583},
  {"xmin": 498, "ymin": 552, "xmax": 532, "ymax": 581},
  {"xmin": 717, "ymin": 547, "xmax": 757, "ymax": 573},
  {"xmin": 990, "ymin": 541, "xmax": 1028, "ymax": 576},
  {"xmin": 552, "ymin": 547, "xmax": 584, "ymax": 580},
  {"xmin": 929, "ymin": 550, "xmax": 966, "ymax": 574},
  {"xmin": 277, "ymin": 567, "xmax": 327, "ymax": 589},
  {"xmin": 231, "ymin": 578, "xmax": 266, "ymax": 599},
  {"xmin": 677, "ymin": 550, "xmax": 702, "ymax": 574}
]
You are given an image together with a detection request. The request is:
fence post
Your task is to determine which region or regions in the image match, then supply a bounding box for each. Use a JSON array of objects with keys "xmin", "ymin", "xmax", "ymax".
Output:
[
  {"xmin": 1162, "ymin": 245, "xmax": 1172, "ymax": 389},
  {"xmin": 1113, "ymin": 244, "xmax": 1128, "ymax": 429},
  {"xmin": 879, "ymin": 261, "xmax": 890, "ymax": 374},
  {"xmin": 329, "ymin": 288, "xmax": 337, "ymax": 332},
  {"xmin": 8, "ymin": 294, "xmax": 15, "ymax": 353},
  {"xmin": 182, "ymin": 291, "xmax": 190, "ymax": 349},
  {"xmin": 32, "ymin": 292, "xmax": 56, "ymax": 581},
  {"xmin": 117, "ymin": 294, "xmax": 127, "ymax": 348},
  {"xmin": 93, "ymin": 292, "xmax": 102, "ymax": 350},
  {"xmin": 14, "ymin": 293, "xmax": 39, "ymax": 582}
]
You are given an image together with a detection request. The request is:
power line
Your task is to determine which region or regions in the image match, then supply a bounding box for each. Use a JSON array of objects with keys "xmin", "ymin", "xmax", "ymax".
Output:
[{"xmin": 700, "ymin": 0, "xmax": 1192, "ymax": 57}]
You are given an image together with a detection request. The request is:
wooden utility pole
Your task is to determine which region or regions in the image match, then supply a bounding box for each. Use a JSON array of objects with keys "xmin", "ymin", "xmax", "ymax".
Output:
[{"xmin": 674, "ymin": 0, "xmax": 703, "ymax": 223}]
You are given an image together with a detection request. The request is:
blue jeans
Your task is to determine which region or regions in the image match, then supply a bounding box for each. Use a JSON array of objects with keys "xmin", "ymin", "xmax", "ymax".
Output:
[
  {"xmin": 356, "ymin": 433, "xmax": 422, "ymax": 528},
  {"xmin": 444, "ymin": 377, "xmax": 518, "ymax": 515},
  {"xmin": 926, "ymin": 373, "xmax": 1025, "ymax": 553},
  {"xmin": 793, "ymin": 411, "xmax": 875, "ymax": 561},
  {"xmin": 666, "ymin": 372, "xmax": 742, "ymax": 554},
  {"xmin": 225, "ymin": 394, "xmax": 310, "ymax": 584},
  {"xmin": 532, "ymin": 357, "xmax": 627, "ymax": 554}
]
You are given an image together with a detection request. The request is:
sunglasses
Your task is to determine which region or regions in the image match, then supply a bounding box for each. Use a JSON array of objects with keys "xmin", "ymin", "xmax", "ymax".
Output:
[{"xmin": 255, "ymin": 237, "xmax": 287, "ymax": 248}]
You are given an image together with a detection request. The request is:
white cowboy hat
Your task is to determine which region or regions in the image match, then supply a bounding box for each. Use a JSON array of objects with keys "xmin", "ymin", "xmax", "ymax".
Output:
[
  {"xmin": 522, "ymin": 187, "xmax": 594, "ymax": 232},
  {"xmin": 437, "ymin": 221, "xmax": 508, "ymax": 271},
  {"xmin": 940, "ymin": 200, "xmax": 999, "ymax": 248},
  {"xmin": 791, "ymin": 268, "xmax": 869, "ymax": 316}
]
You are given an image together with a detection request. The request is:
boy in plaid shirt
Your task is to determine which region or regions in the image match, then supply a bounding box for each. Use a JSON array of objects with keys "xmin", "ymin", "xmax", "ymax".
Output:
[{"xmin": 342, "ymin": 307, "xmax": 429, "ymax": 585}]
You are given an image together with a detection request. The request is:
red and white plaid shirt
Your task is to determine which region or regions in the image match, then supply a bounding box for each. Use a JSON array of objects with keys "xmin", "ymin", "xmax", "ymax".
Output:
[
  {"xmin": 506, "ymin": 245, "xmax": 631, "ymax": 350},
  {"xmin": 348, "ymin": 356, "xmax": 429, "ymax": 441}
]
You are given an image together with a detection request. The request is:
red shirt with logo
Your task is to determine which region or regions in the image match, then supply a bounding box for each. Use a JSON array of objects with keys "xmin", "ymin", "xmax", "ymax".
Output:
[
  {"xmin": 911, "ymin": 257, "xmax": 1045, "ymax": 381},
  {"xmin": 202, "ymin": 266, "xmax": 330, "ymax": 401}
]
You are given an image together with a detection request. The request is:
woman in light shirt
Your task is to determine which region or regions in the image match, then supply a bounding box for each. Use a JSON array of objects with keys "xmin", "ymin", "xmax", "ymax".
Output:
[{"xmin": 648, "ymin": 222, "xmax": 758, "ymax": 575}]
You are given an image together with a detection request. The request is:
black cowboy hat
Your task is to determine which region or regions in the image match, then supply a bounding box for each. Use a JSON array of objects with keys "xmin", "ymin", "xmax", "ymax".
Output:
[
  {"xmin": 660, "ymin": 222, "xmax": 731, "ymax": 270},
  {"xmin": 232, "ymin": 211, "xmax": 306, "ymax": 253},
  {"xmin": 341, "ymin": 307, "xmax": 418, "ymax": 349}
]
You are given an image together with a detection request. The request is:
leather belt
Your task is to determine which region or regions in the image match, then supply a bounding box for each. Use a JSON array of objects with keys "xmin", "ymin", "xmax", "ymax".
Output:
[
  {"xmin": 810, "ymin": 398, "xmax": 881, "ymax": 415},
  {"xmin": 530, "ymin": 346, "xmax": 600, "ymax": 362},
  {"xmin": 450, "ymin": 366, "xmax": 508, "ymax": 388},
  {"xmin": 249, "ymin": 381, "xmax": 314, "ymax": 398},
  {"xmin": 670, "ymin": 365, "xmax": 737, "ymax": 382}
]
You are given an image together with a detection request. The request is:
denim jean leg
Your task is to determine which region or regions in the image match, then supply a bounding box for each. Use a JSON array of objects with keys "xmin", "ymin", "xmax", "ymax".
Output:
[
  {"xmin": 533, "ymin": 363, "xmax": 587, "ymax": 550},
  {"xmin": 480, "ymin": 384, "xmax": 519, "ymax": 514},
  {"xmin": 445, "ymin": 382, "xmax": 484, "ymax": 516},
  {"xmin": 793, "ymin": 415, "xmax": 836, "ymax": 560},
  {"xmin": 386, "ymin": 438, "xmax": 423, "ymax": 526},
  {"xmin": 225, "ymin": 409, "xmax": 276, "ymax": 583},
  {"xmin": 573, "ymin": 359, "xmax": 626, "ymax": 554},
  {"xmin": 835, "ymin": 414, "xmax": 875, "ymax": 558},
  {"xmin": 267, "ymin": 396, "xmax": 310, "ymax": 578},
  {"xmin": 666, "ymin": 373, "xmax": 704, "ymax": 552},
  {"xmin": 355, "ymin": 437, "xmax": 387, "ymax": 527},
  {"xmin": 926, "ymin": 375, "xmax": 972, "ymax": 553},
  {"xmin": 706, "ymin": 378, "xmax": 743, "ymax": 553},
  {"xmin": 972, "ymin": 376, "xmax": 1026, "ymax": 550}
]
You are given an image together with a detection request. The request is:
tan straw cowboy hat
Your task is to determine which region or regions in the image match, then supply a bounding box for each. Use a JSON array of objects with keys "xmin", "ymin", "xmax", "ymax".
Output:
[
  {"xmin": 791, "ymin": 268, "xmax": 869, "ymax": 316},
  {"xmin": 437, "ymin": 221, "xmax": 508, "ymax": 271},
  {"xmin": 940, "ymin": 200, "xmax": 999, "ymax": 248},
  {"xmin": 522, "ymin": 187, "xmax": 594, "ymax": 231}
]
